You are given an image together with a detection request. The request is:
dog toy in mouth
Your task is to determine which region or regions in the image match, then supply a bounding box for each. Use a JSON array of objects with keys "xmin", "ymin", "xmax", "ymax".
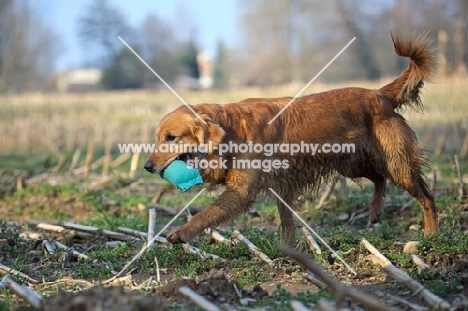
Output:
[{"xmin": 159, "ymin": 160, "xmax": 203, "ymax": 191}]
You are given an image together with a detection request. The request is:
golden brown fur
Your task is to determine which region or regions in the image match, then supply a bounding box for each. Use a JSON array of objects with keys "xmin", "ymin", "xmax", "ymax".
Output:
[{"xmin": 145, "ymin": 33, "xmax": 439, "ymax": 244}]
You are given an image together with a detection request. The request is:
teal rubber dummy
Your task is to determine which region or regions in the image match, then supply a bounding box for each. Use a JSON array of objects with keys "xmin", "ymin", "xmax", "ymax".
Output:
[{"xmin": 159, "ymin": 160, "xmax": 203, "ymax": 191}]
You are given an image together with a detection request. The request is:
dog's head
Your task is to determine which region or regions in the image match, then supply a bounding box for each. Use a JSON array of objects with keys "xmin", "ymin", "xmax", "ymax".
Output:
[{"xmin": 144, "ymin": 105, "xmax": 225, "ymax": 174}]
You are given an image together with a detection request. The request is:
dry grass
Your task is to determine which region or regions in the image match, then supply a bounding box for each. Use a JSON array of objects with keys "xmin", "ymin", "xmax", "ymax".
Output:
[{"xmin": 0, "ymin": 76, "xmax": 466, "ymax": 155}]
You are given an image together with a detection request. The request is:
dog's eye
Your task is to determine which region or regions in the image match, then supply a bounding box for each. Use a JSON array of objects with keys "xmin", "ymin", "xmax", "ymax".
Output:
[{"xmin": 166, "ymin": 134, "xmax": 176, "ymax": 142}]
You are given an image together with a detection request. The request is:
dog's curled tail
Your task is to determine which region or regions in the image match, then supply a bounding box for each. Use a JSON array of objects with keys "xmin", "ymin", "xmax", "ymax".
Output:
[{"xmin": 379, "ymin": 32, "xmax": 438, "ymax": 110}]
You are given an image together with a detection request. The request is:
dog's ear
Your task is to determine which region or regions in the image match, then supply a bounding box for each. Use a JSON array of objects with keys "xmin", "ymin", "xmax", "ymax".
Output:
[{"xmin": 192, "ymin": 114, "xmax": 225, "ymax": 151}]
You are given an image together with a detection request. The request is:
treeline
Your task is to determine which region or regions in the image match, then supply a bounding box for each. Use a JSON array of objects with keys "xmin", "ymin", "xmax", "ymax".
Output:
[
  {"xmin": 0, "ymin": 0, "xmax": 466, "ymax": 92},
  {"xmin": 0, "ymin": 0, "xmax": 59, "ymax": 92},
  {"xmin": 239, "ymin": 0, "xmax": 468, "ymax": 85}
]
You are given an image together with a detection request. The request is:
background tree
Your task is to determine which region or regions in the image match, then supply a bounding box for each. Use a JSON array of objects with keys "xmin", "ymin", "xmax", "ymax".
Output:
[
  {"xmin": 0, "ymin": 0, "xmax": 59, "ymax": 92},
  {"xmin": 77, "ymin": 0, "xmax": 130, "ymax": 67},
  {"xmin": 238, "ymin": 0, "xmax": 297, "ymax": 86},
  {"xmin": 213, "ymin": 40, "xmax": 231, "ymax": 89},
  {"xmin": 176, "ymin": 35, "xmax": 200, "ymax": 79},
  {"xmin": 335, "ymin": 0, "xmax": 380, "ymax": 80},
  {"xmin": 101, "ymin": 47, "xmax": 145, "ymax": 89},
  {"xmin": 138, "ymin": 13, "xmax": 178, "ymax": 88}
]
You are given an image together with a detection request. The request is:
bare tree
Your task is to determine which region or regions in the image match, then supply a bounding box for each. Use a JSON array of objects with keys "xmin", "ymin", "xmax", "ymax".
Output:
[
  {"xmin": 335, "ymin": 0, "xmax": 380, "ymax": 80},
  {"xmin": 77, "ymin": 0, "xmax": 130, "ymax": 67},
  {"xmin": 0, "ymin": 0, "xmax": 59, "ymax": 92},
  {"xmin": 239, "ymin": 0, "xmax": 296, "ymax": 85},
  {"xmin": 139, "ymin": 13, "xmax": 178, "ymax": 88},
  {"xmin": 213, "ymin": 40, "xmax": 232, "ymax": 89}
]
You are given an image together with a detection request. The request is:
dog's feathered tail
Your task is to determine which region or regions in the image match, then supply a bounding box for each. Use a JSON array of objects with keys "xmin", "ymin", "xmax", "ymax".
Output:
[{"xmin": 379, "ymin": 32, "xmax": 438, "ymax": 110}]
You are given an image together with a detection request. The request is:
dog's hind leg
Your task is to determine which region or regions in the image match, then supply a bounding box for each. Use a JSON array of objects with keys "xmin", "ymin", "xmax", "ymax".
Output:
[
  {"xmin": 375, "ymin": 117, "xmax": 439, "ymax": 237},
  {"xmin": 336, "ymin": 162, "xmax": 386, "ymax": 224},
  {"xmin": 276, "ymin": 194, "xmax": 295, "ymax": 246},
  {"xmin": 386, "ymin": 159, "xmax": 438, "ymax": 237}
]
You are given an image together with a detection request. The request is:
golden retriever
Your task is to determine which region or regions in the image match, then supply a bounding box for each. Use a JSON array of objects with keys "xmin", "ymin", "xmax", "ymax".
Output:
[{"xmin": 144, "ymin": 33, "xmax": 439, "ymax": 244}]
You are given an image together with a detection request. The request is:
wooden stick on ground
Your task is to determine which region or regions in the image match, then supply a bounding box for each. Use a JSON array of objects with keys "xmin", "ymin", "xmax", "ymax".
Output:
[
  {"xmin": 361, "ymin": 238, "xmax": 450, "ymax": 310},
  {"xmin": 116, "ymin": 227, "xmax": 169, "ymax": 245},
  {"xmin": 42, "ymin": 240, "xmax": 55, "ymax": 253},
  {"xmin": 302, "ymin": 272, "xmax": 327, "ymax": 289},
  {"xmin": 107, "ymin": 275, "xmax": 133, "ymax": 286},
  {"xmin": 144, "ymin": 276, "xmax": 154, "ymax": 293},
  {"xmin": 182, "ymin": 243, "xmax": 226, "ymax": 262},
  {"xmin": 460, "ymin": 129, "xmax": 468, "ymax": 159},
  {"xmin": 316, "ymin": 298, "xmax": 339, "ymax": 311},
  {"xmin": 278, "ymin": 244, "xmax": 390, "ymax": 311},
  {"xmin": 208, "ymin": 229, "xmax": 230, "ymax": 244},
  {"xmin": 147, "ymin": 206, "xmax": 157, "ymax": 253},
  {"xmin": 110, "ymin": 153, "xmax": 132, "ymax": 169},
  {"xmin": 178, "ymin": 286, "xmax": 220, "ymax": 311},
  {"xmin": 231, "ymin": 230, "xmax": 272, "ymax": 264},
  {"xmin": 16, "ymin": 176, "xmax": 24, "ymax": 191},
  {"xmin": 102, "ymin": 140, "xmax": 113, "ymax": 176},
  {"xmin": 146, "ymin": 185, "xmax": 165, "ymax": 252},
  {"xmin": 69, "ymin": 148, "xmax": 82, "ymax": 173},
  {"xmin": 129, "ymin": 152, "xmax": 140, "ymax": 178},
  {"xmin": 84, "ymin": 141, "xmax": 94, "ymax": 177},
  {"xmin": 52, "ymin": 155, "xmax": 68, "ymax": 174},
  {"xmin": 154, "ymin": 257, "xmax": 160, "ymax": 282},
  {"xmin": 300, "ymin": 227, "xmax": 321, "ymax": 254},
  {"xmin": 411, "ymin": 254, "xmax": 430, "ymax": 272},
  {"xmin": 380, "ymin": 292, "xmax": 429, "ymax": 311},
  {"xmin": 151, "ymin": 187, "xmax": 168, "ymax": 204},
  {"xmin": 454, "ymin": 155, "xmax": 465, "ymax": 199},
  {"xmin": 0, "ymin": 274, "xmax": 42, "ymax": 309},
  {"xmin": 290, "ymin": 299, "xmax": 310, "ymax": 311},
  {"xmin": 61, "ymin": 222, "xmax": 131, "ymax": 241},
  {"xmin": 0, "ymin": 263, "xmax": 40, "ymax": 284},
  {"xmin": 36, "ymin": 223, "xmax": 66, "ymax": 233},
  {"xmin": 54, "ymin": 241, "xmax": 90, "ymax": 260},
  {"xmin": 19, "ymin": 232, "xmax": 42, "ymax": 240},
  {"xmin": 89, "ymin": 156, "xmax": 105, "ymax": 170},
  {"xmin": 316, "ymin": 176, "xmax": 337, "ymax": 209}
]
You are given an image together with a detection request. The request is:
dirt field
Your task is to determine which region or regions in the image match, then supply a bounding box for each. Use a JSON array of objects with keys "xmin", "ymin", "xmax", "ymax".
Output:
[{"xmin": 1, "ymin": 162, "xmax": 468, "ymax": 310}]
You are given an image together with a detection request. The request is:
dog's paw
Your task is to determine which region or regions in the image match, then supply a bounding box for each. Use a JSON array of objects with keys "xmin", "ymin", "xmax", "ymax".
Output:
[
  {"xmin": 368, "ymin": 204, "xmax": 383, "ymax": 224},
  {"xmin": 166, "ymin": 226, "xmax": 193, "ymax": 244}
]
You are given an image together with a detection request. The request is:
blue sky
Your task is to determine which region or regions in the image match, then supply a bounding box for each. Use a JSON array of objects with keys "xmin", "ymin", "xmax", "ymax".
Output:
[{"xmin": 43, "ymin": 0, "xmax": 240, "ymax": 70}]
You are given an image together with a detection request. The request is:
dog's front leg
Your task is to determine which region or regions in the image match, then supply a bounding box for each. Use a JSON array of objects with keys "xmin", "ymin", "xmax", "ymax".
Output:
[{"xmin": 167, "ymin": 170, "xmax": 257, "ymax": 244}]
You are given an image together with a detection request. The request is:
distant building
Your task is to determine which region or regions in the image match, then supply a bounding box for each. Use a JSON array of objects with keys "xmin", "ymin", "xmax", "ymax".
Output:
[
  {"xmin": 173, "ymin": 51, "xmax": 214, "ymax": 91},
  {"xmin": 197, "ymin": 50, "xmax": 213, "ymax": 89},
  {"xmin": 56, "ymin": 69, "xmax": 102, "ymax": 92}
]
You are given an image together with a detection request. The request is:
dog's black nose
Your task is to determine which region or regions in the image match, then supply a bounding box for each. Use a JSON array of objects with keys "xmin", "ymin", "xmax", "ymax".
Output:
[{"xmin": 144, "ymin": 161, "xmax": 154, "ymax": 173}]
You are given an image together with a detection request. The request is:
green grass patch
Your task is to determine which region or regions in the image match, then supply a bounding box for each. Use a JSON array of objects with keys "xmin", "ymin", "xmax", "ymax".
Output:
[
  {"xmin": 0, "ymin": 153, "xmax": 54, "ymax": 175},
  {"xmin": 233, "ymin": 261, "xmax": 272, "ymax": 287},
  {"xmin": 253, "ymin": 285, "xmax": 331, "ymax": 310}
]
